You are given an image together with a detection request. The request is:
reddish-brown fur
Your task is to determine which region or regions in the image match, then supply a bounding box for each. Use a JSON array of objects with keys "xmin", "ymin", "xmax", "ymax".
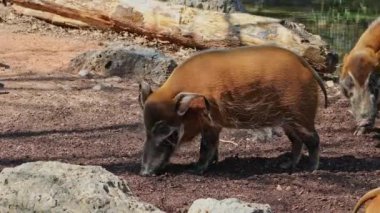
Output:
[
  {"xmin": 353, "ymin": 187, "xmax": 380, "ymax": 213},
  {"xmin": 341, "ymin": 18, "xmax": 380, "ymax": 83},
  {"xmin": 140, "ymin": 45, "xmax": 327, "ymax": 175},
  {"xmin": 339, "ymin": 18, "xmax": 380, "ymax": 135},
  {"xmin": 148, "ymin": 46, "xmax": 325, "ymax": 133}
]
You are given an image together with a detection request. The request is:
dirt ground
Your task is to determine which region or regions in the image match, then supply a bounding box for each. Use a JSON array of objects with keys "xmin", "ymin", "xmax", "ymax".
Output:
[{"xmin": 0, "ymin": 6, "xmax": 379, "ymax": 213}]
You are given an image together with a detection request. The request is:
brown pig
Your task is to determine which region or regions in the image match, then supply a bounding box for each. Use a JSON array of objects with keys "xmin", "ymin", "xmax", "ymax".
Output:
[
  {"xmin": 138, "ymin": 45, "xmax": 327, "ymax": 176},
  {"xmin": 340, "ymin": 17, "xmax": 380, "ymax": 135},
  {"xmin": 353, "ymin": 187, "xmax": 380, "ymax": 213}
]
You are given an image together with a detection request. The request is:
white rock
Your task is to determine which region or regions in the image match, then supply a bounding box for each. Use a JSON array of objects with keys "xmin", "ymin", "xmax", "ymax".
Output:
[
  {"xmin": 105, "ymin": 76, "xmax": 123, "ymax": 83},
  {"xmin": 92, "ymin": 83, "xmax": 104, "ymax": 91},
  {"xmin": 326, "ymin": 80, "xmax": 335, "ymax": 88},
  {"xmin": 0, "ymin": 161, "xmax": 163, "ymax": 213},
  {"xmin": 92, "ymin": 83, "xmax": 113, "ymax": 91},
  {"xmin": 188, "ymin": 198, "xmax": 272, "ymax": 213},
  {"xmin": 78, "ymin": 69, "xmax": 92, "ymax": 78}
]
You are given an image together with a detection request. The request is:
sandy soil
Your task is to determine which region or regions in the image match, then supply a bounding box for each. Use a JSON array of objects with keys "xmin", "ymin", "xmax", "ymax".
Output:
[{"xmin": 0, "ymin": 6, "xmax": 379, "ymax": 213}]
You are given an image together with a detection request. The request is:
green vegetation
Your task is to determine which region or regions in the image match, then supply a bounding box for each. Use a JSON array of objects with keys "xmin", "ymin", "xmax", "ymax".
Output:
[{"xmin": 243, "ymin": 0, "xmax": 379, "ymax": 56}]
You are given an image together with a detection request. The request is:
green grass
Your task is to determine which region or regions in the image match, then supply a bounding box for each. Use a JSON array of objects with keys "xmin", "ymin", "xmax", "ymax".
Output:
[{"xmin": 242, "ymin": 1, "xmax": 379, "ymax": 56}]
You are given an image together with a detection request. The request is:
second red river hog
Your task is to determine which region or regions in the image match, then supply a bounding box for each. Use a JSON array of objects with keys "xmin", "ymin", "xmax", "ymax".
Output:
[
  {"xmin": 340, "ymin": 17, "xmax": 380, "ymax": 135},
  {"xmin": 353, "ymin": 187, "xmax": 380, "ymax": 213},
  {"xmin": 138, "ymin": 45, "xmax": 328, "ymax": 176}
]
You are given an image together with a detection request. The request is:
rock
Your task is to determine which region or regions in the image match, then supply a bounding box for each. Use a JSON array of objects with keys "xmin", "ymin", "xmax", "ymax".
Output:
[
  {"xmin": 326, "ymin": 80, "xmax": 335, "ymax": 88},
  {"xmin": 105, "ymin": 76, "xmax": 123, "ymax": 83},
  {"xmin": 251, "ymin": 127, "xmax": 281, "ymax": 142},
  {"xmin": 92, "ymin": 83, "xmax": 104, "ymax": 91},
  {"xmin": 229, "ymin": 127, "xmax": 282, "ymax": 144},
  {"xmin": 78, "ymin": 69, "xmax": 93, "ymax": 78},
  {"xmin": 164, "ymin": 0, "xmax": 245, "ymax": 13},
  {"xmin": 92, "ymin": 83, "xmax": 114, "ymax": 91},
  {"xmin": 188, "ymin": 198, "xmax": 272, "ymax": 213},
  {"xmin": 0, "ymin": 161, "xmax": 163, "ymax": 213},
  {"xmin": 69, "ymin": 44, "xmax": 177, "ymax": 86}
]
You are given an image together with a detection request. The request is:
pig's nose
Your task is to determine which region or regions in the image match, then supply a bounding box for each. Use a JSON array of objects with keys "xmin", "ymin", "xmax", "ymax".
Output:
[{"xmin": 358, "ymin": 119, "xmax": 371, "ymax": 127}]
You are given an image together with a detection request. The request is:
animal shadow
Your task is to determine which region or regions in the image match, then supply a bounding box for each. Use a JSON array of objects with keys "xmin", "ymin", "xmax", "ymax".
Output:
[{"xmin": 156, "ymin": 153, "xmax": 380, "ymax": 178}]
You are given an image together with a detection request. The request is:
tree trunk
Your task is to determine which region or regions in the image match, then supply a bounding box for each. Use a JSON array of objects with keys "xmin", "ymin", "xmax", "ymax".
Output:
[{"xmin": 10, "ymin": 0, "xmax": 337, "ymax": 74}]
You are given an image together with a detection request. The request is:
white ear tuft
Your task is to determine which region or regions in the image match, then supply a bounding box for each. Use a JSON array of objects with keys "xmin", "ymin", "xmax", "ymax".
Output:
[{"xmin": 138, "ymin": 81, "xmax": 153, "ymax": 109}]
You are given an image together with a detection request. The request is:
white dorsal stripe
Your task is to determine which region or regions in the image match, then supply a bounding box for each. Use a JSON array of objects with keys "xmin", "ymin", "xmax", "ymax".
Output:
[{"xmin": 348, "ymin": 70, "xmax": 373, "ymax": 95}]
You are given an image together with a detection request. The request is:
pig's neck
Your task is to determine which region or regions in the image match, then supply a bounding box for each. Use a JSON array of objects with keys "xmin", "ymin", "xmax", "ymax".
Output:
[{"xmin": 148, "ymin": 84, "xmax": 178, "ymax": 103}]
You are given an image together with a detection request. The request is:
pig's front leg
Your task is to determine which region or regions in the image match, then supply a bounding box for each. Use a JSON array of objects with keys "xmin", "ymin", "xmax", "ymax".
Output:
[{"xmin": 190, "ymin": 127, "xmax": 221, "ymax": 174}]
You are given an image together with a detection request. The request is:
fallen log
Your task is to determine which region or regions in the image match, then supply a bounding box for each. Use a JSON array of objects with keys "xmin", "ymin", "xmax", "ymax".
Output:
[
  {"xmin": 9, "ymin": 0, "xmax": 338, "ymax": 74},
  {"xmin": 12, "ymin": 5, "xmax": 89, "ymax": 28}
]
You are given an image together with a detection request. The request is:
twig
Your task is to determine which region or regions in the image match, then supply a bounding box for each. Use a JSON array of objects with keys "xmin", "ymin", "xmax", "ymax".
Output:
[{"xmin": 220, "ymin": 139, "xmax": 238, "ymax": 146}]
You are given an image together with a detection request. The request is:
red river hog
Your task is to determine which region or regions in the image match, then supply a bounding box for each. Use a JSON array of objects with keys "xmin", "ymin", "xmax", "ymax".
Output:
[
  {"xmin": 340, "ymin": 17, "xmax": 380, "ymax": 135},
  {"xmin": 353, "ymin": 187, "xmax": 380, "ymax": 213},
  {"xmin": 139, "ymin": 45, "xmax": 327, "ymax": 176}
]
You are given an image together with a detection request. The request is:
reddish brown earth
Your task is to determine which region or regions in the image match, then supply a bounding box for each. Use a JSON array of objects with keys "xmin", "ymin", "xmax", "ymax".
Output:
[{"xmin": 0, "ymin": 7, "xmax": 379, "ymax": 213}]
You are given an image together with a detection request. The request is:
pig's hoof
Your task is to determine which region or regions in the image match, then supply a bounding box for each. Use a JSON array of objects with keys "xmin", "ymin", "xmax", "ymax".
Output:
[
  {"xmin": 188, "ymin": 164, "xmax": 209, "ymax": 175},
  {"xmin": 188, "ymin": 167, "xmax": 206, "ymax": 175},
  {"xmin": 307, "ymin": 162, "xmax": 319, "ymax": 172}
]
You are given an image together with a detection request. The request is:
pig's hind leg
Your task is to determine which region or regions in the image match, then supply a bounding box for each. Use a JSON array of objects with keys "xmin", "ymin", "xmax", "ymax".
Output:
[
  {"xmin": 282, "ymin": 124, "xmax": 320, "ymax": 171},
  {"xmin": 280, "ymin": 125, "xmax": 304, "ymax": 171}
]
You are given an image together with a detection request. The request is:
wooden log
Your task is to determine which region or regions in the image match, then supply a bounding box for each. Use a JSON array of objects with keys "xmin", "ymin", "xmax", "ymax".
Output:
[
  {"xmin": 9, "ymin": 0, "xmax": 337, "ymax": 74},
  {"xmin": 12, "ymin": 5, "xmax": 89, "ymax": 28}
]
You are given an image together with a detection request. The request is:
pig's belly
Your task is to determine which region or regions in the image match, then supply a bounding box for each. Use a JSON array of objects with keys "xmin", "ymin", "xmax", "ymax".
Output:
[
  {"xmin": 217, "ymin": 86, "xmax": 291, "ymax": 129},
  {"xmin": 219, "ymin": 103, "xmax": 287, "ymax": 129}
]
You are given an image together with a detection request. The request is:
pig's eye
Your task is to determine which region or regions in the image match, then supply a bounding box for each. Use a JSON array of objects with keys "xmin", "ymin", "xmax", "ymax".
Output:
[
  {"xmin": 152, "ymin": 121, "xmax": 172, "ymax": 136},
  {"xmin": 151, "ymin": 121, "xmax": 177, "ymax": 146},
  {"xmin": 348, "ymin": 92, "xmax": 353, "ymax": 98},
  {"xmin": 341, "ymin": 86, "xmax": 353, "ymax": 98},
  {"xmin": 345, "ymin": 76, "xmax": 354, "ymax": 89},
  {"xmin": 340, "ymin": 76, "xmax": 354, "ymax": 98}
]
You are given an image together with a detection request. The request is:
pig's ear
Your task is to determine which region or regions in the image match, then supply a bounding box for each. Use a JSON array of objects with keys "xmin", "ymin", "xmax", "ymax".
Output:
[
  {"xmin": 174, "ymin": 92, "xmax": 211, "ymax": 116},
  {"xmin": 138, "ymin": 81, "xmax": 153, "ymax": 109}
]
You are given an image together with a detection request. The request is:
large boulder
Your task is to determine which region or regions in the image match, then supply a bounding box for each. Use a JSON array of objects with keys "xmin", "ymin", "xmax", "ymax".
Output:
[
  {"xmin": 188, "ymin": 198, "xmax": 272, "ymax": 213},
  {"xmin": 69, "ymin": 44, "xmax": 177, "ymax": 85},
  {"xmin": 0, "ymin": 161, "xmax": 163, "ymax": 213}
]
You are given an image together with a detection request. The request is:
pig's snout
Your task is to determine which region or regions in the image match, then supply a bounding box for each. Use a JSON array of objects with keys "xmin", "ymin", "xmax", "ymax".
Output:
[
  {"xmin": 139, "ymin": 164, "xmax": 160, "ymax": 176},
  {"xmin": 357, "ymin": 119, "xmax": 373, "ymax": 127},
  {"xmin": 358, "ymin": 119, "xmax": 371, "ymax": 127}
]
